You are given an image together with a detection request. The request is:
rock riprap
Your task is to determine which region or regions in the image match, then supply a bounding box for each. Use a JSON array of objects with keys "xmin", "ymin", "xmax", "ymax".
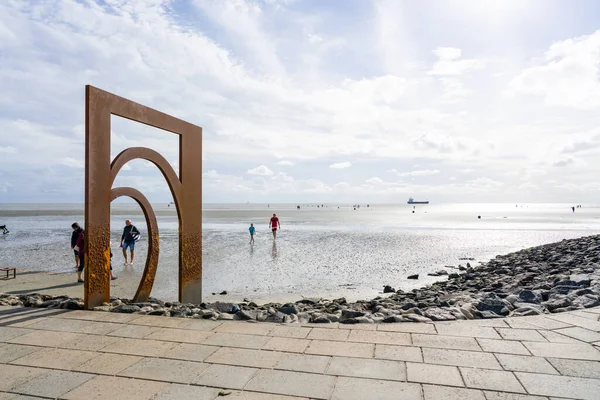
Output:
[{"xmin": 2, "ymin": 235, "xmax": 599, "ymax": 324}]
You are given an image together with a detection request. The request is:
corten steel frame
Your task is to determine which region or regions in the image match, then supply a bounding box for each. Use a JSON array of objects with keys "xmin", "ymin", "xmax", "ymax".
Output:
[{"xmin": 84, "ymin": 85, "xmax": 202, "ymax": 309}]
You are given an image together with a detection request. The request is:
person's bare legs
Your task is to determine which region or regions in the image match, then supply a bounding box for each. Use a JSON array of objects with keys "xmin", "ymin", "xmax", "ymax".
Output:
[
  {"xmin": 273, "ymin": 229, "xmax": 277, "ymax": 241},
  {"xmin": 129, "ymin": 250, "xmax": 135, "ymax": 265},
  {"xmin": 74, "ymin": 254, "xmax": 79, "ymax": 269},
  {"xmin": 122, "ymin": 247, "xmax": 128, "ymax": 265},
  {"xmin": 77, "ymin": 255, "xmax": 84, "ymax": 282}
]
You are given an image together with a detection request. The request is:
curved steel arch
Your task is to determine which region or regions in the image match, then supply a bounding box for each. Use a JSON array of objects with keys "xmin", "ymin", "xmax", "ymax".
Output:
[
  {"xmin": 110, "ymin": 187, "xmax": 159, "ymax": 303},
  {"xmin": 110, "ymin": 147, "xmax": 183, "ymax": 213}
]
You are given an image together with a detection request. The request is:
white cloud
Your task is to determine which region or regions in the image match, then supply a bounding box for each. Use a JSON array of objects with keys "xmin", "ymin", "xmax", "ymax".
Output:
[
  {"xmin": 429, "ymin": 47, "xmax": 484, "ymax": 76},
  {"xmin": 366, "ymin": 177, "xmax": 384, "ymax": 184},
  {"xmin": 247, "ymin": 165, "xmax": 274, "ymax": 176},
  {"xmin": 397, "ymin": 169, "xmax": 440, "ymax": 177},
  {"xmin": 60, "ymin": 157, "xmax": 84, "ymax": 168},
  {"xmin": 307, "ymin": 33, "xmax": 323, "ymax": 43},
  {"xmin": 507, "ymin": 30, "xmax": 600, "ymax": 108},
  {"xmin": 553, "ymin": 158, "xmax": 574, "ymax": 167},
  {"xmin": 329, "ymin": 162, "xmax": 352, "ymax": 169},
  {"xmin": 276, "ymin": 160, "xmax": 294, "ymax": 166},
  {"xmin": 0, "ymin": 1, "xmax": 598, "ymax": 203},
  {"xmin": 433, "ymin": 47, "xmax": 462, "ymax": 61}
]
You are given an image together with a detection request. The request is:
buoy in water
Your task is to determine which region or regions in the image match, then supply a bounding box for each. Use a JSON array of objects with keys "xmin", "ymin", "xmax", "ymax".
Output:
[{"xmin": 477, "ymin": 216, "xmax": 481, "ymax": 219}]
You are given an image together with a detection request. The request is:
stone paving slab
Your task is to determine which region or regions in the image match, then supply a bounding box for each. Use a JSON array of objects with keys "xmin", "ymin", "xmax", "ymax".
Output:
[
  {"xmin": 275, "ymin": 353, "xmax": 332, "ymax": 374},
  {"xmin": 61, "ymin": 375, "xmax": 169, "ymax": 400},
  {"xmin": 331, "ymin": 376, "xmax": 422, "ymax": 400},
  {"xmin": 375, "ymin": 344, "xmax": 423, "ymax": 362},
  {"xmin": 553, "ymin": 326, "xmax": 600, "ymax": 343},
  {"xmin": 422, "ymin": 347, "xmax": 502, "ymax": 370},
  {"xmin": 245, "ymin": 369, "xmax": 336, "ymax": 399},
  {"xmin": 119, "ymin": 357, "xmax": 211, "ymax": 384},
  {"xmin": 0, "ymin": 306, "xmax": 599, "ymax": 399},
  {"xmin": 423, "ymin": 384, "xmax": 486, "ymax": 400},
  {"xmin": 460, "ymin": 367, "xmax": 526, "ymax": 393},
  {"xmin": 516, "ymin": 371, "xmax": 600, "ymax": 399},
  {"xmin": 326, "ymin": 356, "xmax": 406, "ymax": 381},
  {"xmin": 494, "ymin": 353, "xmax": 559, "ymax": 375},
  {"xmin": 11, "ymin": 369, "xmax": 94, "ymax": 398}
]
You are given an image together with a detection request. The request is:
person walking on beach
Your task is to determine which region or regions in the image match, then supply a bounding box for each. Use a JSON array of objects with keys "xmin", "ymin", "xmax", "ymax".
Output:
[
  {"xmin": 249, "ymin": 223, "xmax": 255, "ymax": 245},
  {"xmin": 121, "ymin": 219, "xmax": 140, "ymax": 266},
  {"xmin": 74, "ymin": 227, "xmax": 85, "ymax": 283},
  {"xmin": 269, "ymin": 213, "xmax": 280, "ymax": 240},
  {"xmin": 71, "ymin": 222, "xmax": 83, "ymax": 269},
  {"xmin": 109, "ymin": 248, "xmax": 118, "ymax": 281}
]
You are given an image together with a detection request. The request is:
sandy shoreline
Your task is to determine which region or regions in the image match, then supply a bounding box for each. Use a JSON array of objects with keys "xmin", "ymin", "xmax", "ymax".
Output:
[
  {"xmin": 2, "ymin": 234, "xmax": 600, "ymax": 325},
  {"xmin": 0, "ymin": 269, "xmax": 304, "ymax": 305}
]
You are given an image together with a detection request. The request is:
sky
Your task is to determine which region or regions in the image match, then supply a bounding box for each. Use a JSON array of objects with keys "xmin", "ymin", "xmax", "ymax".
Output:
[{"xmin": 1, "ymin": 0, "xmax": 600, "ymax": 204}]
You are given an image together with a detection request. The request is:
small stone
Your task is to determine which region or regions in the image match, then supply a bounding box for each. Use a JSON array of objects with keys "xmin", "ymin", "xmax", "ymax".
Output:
[
  {"xmin": 383, "ymin": 285, "xmax": 395, "ymax": 293},
  {"xmin": 512, "ymin": 307, "xmax": 542, "ymax": 316},
  {"xmin": 476, "ymin": 310, "xmax": 502, "ymax": 319},
  {"xmin": 279, "ymin": 306, "xmax": 298, "ymax": 315},
  {"xmin": 219, "ymin": 290, "xmax": 228, "ymax": 295},
  {"xmin": 407, "ymin": 274, "xmax": 419, "ymax": 280},
  {"xmin": 217, "ymin": 313, "xmax": 234, "ymax": 320},
  {"xmin": 424, "ymin": 307, "xmax": 456, "ymax": 321},
  {"xmin": 296, "ymin": 298, "xmax": 321, "ymax": 305},
  {"xmin": 265, "ymin": 312, "xmax": 286, "ymax": 323},
  {"xmin": 62, "ymin": 300, "xmax": 84, "ymax": 310},
  {"xmin": 112, "ymin": 304, "xmax": 141, "ymax": 313},
  {"xmin": 572, "ymin": 294, "xmax": 600, "ymax": 308},
  {"xmin": 341, "ymin": 309, "xmax": 365, "ymax": 319},
  {"xmin": 518, "ymin": 290, "xmax": 541, "ymax": 303},
  {"xmin": 205, "ymin": 302, "xmax": 234, "ymax": 313},
  {"xmin": 543, "ymin": 296, "xmax": 572, "ymax": 311},
  {"xmin": 312, "ymin": 315, "xmax": 331, "ymax": 323},
  {"xmin": 40, "ymin": 300, "xmax": 60, "ymax": 308},
  {"xmin": 235, "ymin": 310, "xmax": 254, "ymax": 320},
  {"xmin": 326, "ymin": 314, "xmax": 340, "ymax": 322},
  {"xmin": 404, "ymin": 314, "xmax": 432, "ymax": 323}
]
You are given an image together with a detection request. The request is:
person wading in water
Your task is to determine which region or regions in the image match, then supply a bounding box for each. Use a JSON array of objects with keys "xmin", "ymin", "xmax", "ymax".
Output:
[{"xmin": 269, "ymin": 213, "xmax": 280, "ymax": 241}]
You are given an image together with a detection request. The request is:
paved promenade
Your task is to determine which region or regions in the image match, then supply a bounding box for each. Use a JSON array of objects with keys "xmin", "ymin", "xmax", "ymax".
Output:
[{"xmin": 1, "ymin": 306, "xmax": 599, "ymax": 400}]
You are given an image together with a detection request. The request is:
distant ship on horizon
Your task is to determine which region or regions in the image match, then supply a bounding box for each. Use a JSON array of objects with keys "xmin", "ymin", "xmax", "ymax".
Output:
[{"xmin": 407, "ymin": 197, "xmax": 429, "ymax": 204}]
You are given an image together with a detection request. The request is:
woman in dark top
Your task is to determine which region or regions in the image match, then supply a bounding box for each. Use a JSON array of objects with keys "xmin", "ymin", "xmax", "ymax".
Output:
[
  {"xmin": 71, "ymin": 223, "xmax": 82, "ymax": 269},
  {"xmin": 74, "ymin": 230, "xmax": 118, "ymax": 282},
  {"xmin": 74, "ymin": 228, "xmax": 85, "ymax": 283}
]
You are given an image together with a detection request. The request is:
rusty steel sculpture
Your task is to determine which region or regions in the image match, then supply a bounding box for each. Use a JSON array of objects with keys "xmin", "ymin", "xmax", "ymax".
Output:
[{"xmin": 84, "ymin": 85, "xmax": 202, "ymax": 309}]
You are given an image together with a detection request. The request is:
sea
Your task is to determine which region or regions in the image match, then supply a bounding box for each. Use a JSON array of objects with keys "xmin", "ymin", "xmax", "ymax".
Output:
[{"xmin": 1, "ymin": 203, "xmax": 599, "ymax": 302}]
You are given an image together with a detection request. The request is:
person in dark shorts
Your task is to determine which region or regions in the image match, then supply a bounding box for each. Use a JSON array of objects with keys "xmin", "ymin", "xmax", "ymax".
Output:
[
  {"xmin": 74, "ymin": 227, "xmax": 85, "ymax": 283},
  {"xmin": 269, "ymin": 213, "xmax": 280, "ymax": 240},
  {"xmin": 121, "ymin": 219, "xmax": 140, "ymax": 266},
  {"xmin": 71, "ymin": 222, "xmax": 83, "ymax": 269}
]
